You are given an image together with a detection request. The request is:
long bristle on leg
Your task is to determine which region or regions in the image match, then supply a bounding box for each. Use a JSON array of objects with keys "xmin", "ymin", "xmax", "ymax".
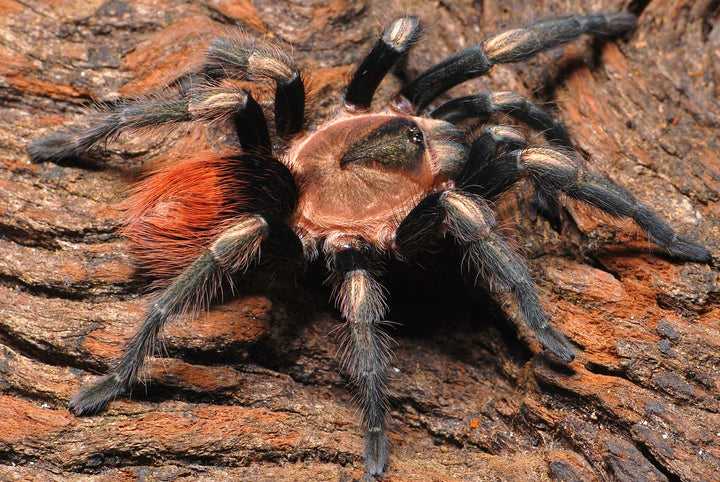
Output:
[
  {"xmin": 445, "ymin": 191, "xmax": 575, "ymax": 361},
  {"xmin": 205, "ymin": 35, "xmax": 306, "ymax": 138},
  {"xmin": 30, "ymin": 78, "xmax": 277, "ymax": 163},
  {"xmin": 188, "ymin": 86, "xmax": 272, "ymax": 153},
  {"xmin": 28, "ymin": 96, "xmax": 191, "ymax": 163},
  {"xmin": 69, "ymin": 249, "xmax": 224, "ymax": 415}
]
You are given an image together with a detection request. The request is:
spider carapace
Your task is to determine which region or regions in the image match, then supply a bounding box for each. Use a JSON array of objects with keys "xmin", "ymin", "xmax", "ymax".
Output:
[
  {"xmin": 289, "ymin": 113, "xmax": 466, "ymax": 247},
  {"xmin": 30, "ymin": 12, "xmax": 711, "ymax": 477}
]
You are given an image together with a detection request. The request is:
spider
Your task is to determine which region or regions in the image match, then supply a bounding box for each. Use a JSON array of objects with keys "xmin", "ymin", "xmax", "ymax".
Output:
[{"xmin": 29, "ymin": 12, "xmax": 711, "ymax": 477}]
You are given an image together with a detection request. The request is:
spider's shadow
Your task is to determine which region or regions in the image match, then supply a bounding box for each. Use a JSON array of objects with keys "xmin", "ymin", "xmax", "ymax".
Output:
[
  {"xmin": 177, "ymin": 247, "xmax": 532, "ymax": 391},
  {"xmin": 382, "ymin": 245, "xmax": 534, "ymax": 366},
  {"xmin": 532, "ymin": 34, "xmax": 633, "ymax": 106}
]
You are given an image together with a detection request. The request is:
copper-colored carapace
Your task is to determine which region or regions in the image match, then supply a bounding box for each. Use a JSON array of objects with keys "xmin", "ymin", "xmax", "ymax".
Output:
[
  {"xmin": 287, "ymin": 112, "xmax": 466, "ymax": 251},
  {"xmin": 29, "ymin": 13, "xmax": 710, "ymax": 478}
]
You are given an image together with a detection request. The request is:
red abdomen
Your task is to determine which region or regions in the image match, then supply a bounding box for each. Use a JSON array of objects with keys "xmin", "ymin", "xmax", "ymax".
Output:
[{"xmin": 122, "ymin": 152, "xmax": 297, "ymax": 280}]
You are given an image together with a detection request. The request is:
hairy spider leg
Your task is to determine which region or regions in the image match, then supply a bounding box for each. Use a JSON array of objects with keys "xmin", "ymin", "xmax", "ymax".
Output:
[
  {"xmin": 327, "ymin": 248, "xmax": 391, "ymax": 476},
  {"xmin": 462, "ymin": 142, "xmax": 712, "ymax": 262},
  {"xmin": 29, "ymin": 34, "xmax": 308, "ymax": 163},
  {"xmin": 206, "ymin": 35, "xmax": 306, "ymax": 138},
  {"xmin": 62, "ymin": 45, "xmax": 306, "ymax": 411},
  {"xmin": 430, "ymin": 91, "xmax": 572, "ymax": 146},
  {"xmin": 344, "ymin": 16, "xmax": 422, "ymax": 110},
  {"xmin": 27, "ymin": 95, "xmax": 192, "ymax": 163},
  {"xmin": 70, "ymin": 214, "xmax": 304, "ymax": 415},
  {"xmin": 459, "ymin": 124, "xmax": 558, "ymax": 212},
  {"xmin": 27, "ymin": 84, "xmax": 273, "ymax": 162},
  {"xmin": 459, "ymin": 125, "xmax": 528, "ymax": 193},
  {"xmin": 395, "ymin": 190, "xmax": 576, "ymax": 362},
  {"xmin": 400, "ymin": 13, "xmax": 637, "ymax": 112},
  {"xmin": 189, "ymin": 87, "xmax": 272, "ymax": 152},
  {"xmin": 34, "ymin": 85, "xmax": 291, "ymax": 282},
  {"xmin": 431, "ymin": 90, "xmax": 578, "ymax": 224}
]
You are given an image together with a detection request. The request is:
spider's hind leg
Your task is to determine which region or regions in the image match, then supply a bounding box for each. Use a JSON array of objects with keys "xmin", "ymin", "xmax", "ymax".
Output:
[
  {"xmin": 28, "ymin": 93, "xmax": 194, "ymax": 164},
  {"xmin": 205, "ymin": 35, "xmax": 306, "ymax": 138},
  {"xmin": 28, "ymin": 84, "xmax": 272, "ymax": 162},
  {"xmin": 189, "ymin": 86, "xmax": 271, "ymax": 153},
  {"xmin": 69, "ymin": 214, "xmax": 303, "ymax": 415},
  {"xmin": 30, "ymin": 33, "xmax": 307, "ymax": 163}
]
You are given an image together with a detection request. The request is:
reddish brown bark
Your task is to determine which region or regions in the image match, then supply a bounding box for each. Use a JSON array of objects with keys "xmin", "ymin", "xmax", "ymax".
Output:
[{"xmin": 1, "ymin": 0, "xmax": 718, "ymax": 480}]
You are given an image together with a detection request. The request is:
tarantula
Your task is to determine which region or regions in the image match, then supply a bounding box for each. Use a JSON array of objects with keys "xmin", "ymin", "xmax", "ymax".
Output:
[{"xmin": 30, "ymin": 12, "xmax": 711, "ymax": 477}]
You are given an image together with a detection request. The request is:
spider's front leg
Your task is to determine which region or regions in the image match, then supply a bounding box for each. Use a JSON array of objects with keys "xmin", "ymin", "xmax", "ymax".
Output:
[
  {"xmin": 395, "ymin": 190, "xmax": 576, "ymax": 363},
  {"xmin": 70, "ymin": 214, "xmax": 302, "ymax": 415},
  {"xmin": 401, "ymin": 12, "xmax": 637, "ymax": 112},
  {"xmin": 461, "ymin": 133, "xmax": 712, "ymax": 262},
  {"xmin": 432, "ymin": 92, "xmax": 575, "ymax": 224},
  {"xmin": 327, "ymin": 246, "xmax": 391, "ymax": 476},
  {"xmin": 430, "ymin": 91, "xmax": 572, "ymax": 146}
]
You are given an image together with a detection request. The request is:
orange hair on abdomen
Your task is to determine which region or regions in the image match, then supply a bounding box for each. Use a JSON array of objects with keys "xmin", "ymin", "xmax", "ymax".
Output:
[{"xmin": 122, "ymin": 153, "xmax": 252, "ymax": 280}]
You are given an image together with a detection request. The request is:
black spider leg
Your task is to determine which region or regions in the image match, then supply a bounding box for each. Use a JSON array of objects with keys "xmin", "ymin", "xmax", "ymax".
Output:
[
  {"xmin": 458, "ymin": 125, "xmax": 527, "ymax": 196},
  {"xmin": 344, "ymin": 16, "xmax": 422, "ymax": 110},
  {"xmin": 28, "ymin": 94, "xmax": 192, "ymax": 163},
  {"xmin": 430, "ymin": 91, "xmax": 571, "ymax": 145},
  {"xmin": 430, "ymin": 91, "xmax": 574, "ymax": 224},
  {"xmin": 327, "ymin": 248, "xmax": 391, "ymax": 476},
  {"xmin": 395, "ymin": 190, "xmax": 576, "ymax": 362},
  {"xmin": 29, "ymin": 32, "xmax": 307, "ymax": 162},
  {"xmin": 205, "ymin": 35, "xmax": 305, "ymax": 138},
  {"xmin": 69, "ymin": 214, "xmax": 303, "ymax": 415},
  {"xmin": 462, "ymin": 143, "xmax": 712, "ymax": 263},
  {"xmin": 400, "ymin": 12, "xmax": 637, "ymax": 112},
  {"xmin": 460, "ymin": 124, "xmax": 565, "ymax": 219},
  {"xmin": 28, "ymin": 85, "xmax": 272, "ymax": 162},
  {"xmin": 189, "ymin": 86, "xmax": 271, "ymax": 153}
]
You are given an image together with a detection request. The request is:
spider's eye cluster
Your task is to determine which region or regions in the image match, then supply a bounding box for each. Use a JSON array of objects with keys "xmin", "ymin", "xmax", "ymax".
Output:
[
  {"xmin": 407, "ymin": 124, "xmax": 423, "ymax": 146},
  {"xmin": 340, "ymin": 117, "xmax": 425, "ymax": 172}
]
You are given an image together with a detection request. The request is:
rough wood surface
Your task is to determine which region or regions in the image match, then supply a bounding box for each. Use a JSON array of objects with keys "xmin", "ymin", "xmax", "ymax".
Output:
[{"xmin": 1, "ymin": 0, "xmax": 719, "ymax": 480}]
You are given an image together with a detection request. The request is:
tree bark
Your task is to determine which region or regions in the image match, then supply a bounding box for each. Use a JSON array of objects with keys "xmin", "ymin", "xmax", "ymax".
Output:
[{"xmin": 1, "ymin": 0, "xmax": 718, "ymax": 480}]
